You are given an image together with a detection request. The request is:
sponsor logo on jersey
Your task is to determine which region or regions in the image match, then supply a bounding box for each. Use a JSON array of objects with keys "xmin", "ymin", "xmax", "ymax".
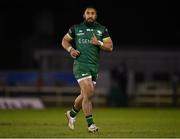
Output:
[
  {"xmin": 76, "ymin": 30, "xmax": 84, "ymax": 36},
  {"xmin": 78, "ymin": 38, "xmax": 90, "ymax": 44},
  {"xmin": 86, "ymin": 29, "xmax": 93, "ymax": 31},
  {"xmin": 82, "ymin": 73, "xmax": 89, "ymax": 76}
]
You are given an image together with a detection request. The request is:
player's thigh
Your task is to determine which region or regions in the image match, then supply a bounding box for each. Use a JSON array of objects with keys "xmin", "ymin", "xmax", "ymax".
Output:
[{"xmin": 79, "ymin": 78, "xmax": 94, "ymax": 97}]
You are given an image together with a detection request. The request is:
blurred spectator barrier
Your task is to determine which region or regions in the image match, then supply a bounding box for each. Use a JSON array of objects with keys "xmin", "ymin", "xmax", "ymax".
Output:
[
  {"xmin": 0, "ymin": 86, "xmax": 106, "ymax": 107},
  {"xmin": 0, "ymin": 97, "xmax": 44, "ymax": 109},
  {"xmin": 0, "ymin": 71, "xmax": 77, "ymax": 86},
  {"xmin": 134, "ymin": 81, "xmax": 180, "ymax": 106},
  {"xmin": 0, "ymin": 71, "xmax": 107, "ymax": 107}
]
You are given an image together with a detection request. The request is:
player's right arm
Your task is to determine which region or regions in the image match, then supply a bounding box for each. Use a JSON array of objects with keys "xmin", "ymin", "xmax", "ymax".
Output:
[{"xmin": 61, "ymin": 26, "xmax": 80, "ymax": 59}]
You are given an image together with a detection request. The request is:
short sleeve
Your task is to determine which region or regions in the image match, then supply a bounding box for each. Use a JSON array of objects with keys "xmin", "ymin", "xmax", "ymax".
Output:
[
  {"xmin": 102, "ymin": 27, "xmax": 111, "ymax": 41},
  {"xmin": 67, "ymin": 25, "xmax": 75, "ymax": 39}
]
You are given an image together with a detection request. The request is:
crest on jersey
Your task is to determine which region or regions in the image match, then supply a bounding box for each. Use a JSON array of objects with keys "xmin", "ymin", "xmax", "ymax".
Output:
[{"xmin": 96, "ymin": 30, "xmax": 102, "ymax": 36}]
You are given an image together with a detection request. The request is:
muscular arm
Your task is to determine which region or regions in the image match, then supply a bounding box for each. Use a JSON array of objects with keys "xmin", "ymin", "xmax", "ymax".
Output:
[
  {"xmin": 61, "ymin": 34, "xmax": 80, "ymax": 58},
  {"xmin": 90, "ymin": 34, "xmax": 113, "ymax": 52},
  {"xmin": 61, "ymin": 34, "xmax": 73, "ymax": 52},
  {"xmin": 100, "ymin": 37, "xmax": 113, "ymax": 52}
]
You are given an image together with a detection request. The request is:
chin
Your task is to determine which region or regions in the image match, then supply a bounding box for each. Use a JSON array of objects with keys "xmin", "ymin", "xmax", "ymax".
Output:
[{"xmin": 86, "ymin": 20, "xmax": 95, "ymax": 24}]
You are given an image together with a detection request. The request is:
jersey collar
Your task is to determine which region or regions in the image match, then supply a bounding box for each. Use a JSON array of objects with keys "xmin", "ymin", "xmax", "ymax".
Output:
[{"xmin": 83, "ymin": 21, "xmax": 97, "ymax": 27}]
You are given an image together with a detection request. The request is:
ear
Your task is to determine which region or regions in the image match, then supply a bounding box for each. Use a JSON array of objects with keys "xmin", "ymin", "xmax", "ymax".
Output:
[{"xmin": 95, "ymin": 14, "xmax": 97, "ymax": 19}]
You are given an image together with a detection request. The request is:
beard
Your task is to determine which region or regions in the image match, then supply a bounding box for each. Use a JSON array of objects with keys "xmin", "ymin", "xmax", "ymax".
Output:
[{"xmin": 84, "ymin": 18, "xmax": 95, "ymax": 26}]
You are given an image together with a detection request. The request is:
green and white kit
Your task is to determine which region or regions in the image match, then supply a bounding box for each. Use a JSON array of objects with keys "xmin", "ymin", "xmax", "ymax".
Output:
[{"xmin": 67, "ymin": 21, "xmax": 111, "ymax": 83}]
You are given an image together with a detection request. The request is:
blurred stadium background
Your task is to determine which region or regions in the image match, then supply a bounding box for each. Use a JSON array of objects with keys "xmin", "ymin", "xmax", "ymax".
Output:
[
  {"xmin": 0, "ymin": 0, "xmax": 180, "ymax": 109},
  {"xmin": 0, "ymin": 0, "xmax": 180, "ymax": 137}
]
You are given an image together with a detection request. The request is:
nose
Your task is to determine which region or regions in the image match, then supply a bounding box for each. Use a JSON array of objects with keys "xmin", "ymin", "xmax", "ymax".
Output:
[{"xmin": 88, "ymin": 14, "xmax": 93, "ymax": 18}]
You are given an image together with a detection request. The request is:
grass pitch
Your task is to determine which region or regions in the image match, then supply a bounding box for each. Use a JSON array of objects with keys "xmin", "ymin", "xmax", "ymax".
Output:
[{"xmin": 0, "ymin": 107, "xmax": 179, "ymax": 138}]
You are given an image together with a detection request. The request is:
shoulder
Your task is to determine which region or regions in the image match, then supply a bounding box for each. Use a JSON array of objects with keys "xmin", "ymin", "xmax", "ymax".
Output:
[
  {"xmin": 68, "ymin": 23, "xmax": 79, "ymax": 30},
  {"xmin": 69, "ymin": 24, "xmax": 76, "ymax": 30},
  {"xmin": 95, "ymin": 22, "xmax": 107, "ymax": 30},
  {"xmin": 72, "ymin": 22, "xmax": 84, "ymax": 28}
]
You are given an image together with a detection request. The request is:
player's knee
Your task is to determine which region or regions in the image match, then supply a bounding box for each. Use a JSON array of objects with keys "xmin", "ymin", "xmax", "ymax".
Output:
[
  {"xmin": 83, "ymin": 94, "xmax": 93, "ymax": 101},
  {"xmin": 80, "ymin": 81, "xmax": 95, "ymax": 100},
  {"xmin": 82, "ymin": 87, "xmax": 94, "ymax": 100},
  {"xmin": 75, "ymin": 95, "xmax": 83, "ymax": 104}
]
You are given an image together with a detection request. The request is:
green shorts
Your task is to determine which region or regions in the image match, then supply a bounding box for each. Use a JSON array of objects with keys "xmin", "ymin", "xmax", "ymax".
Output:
[{"xmin": 73, "ymin": 61, "xmax": 99, "ymax": 83}]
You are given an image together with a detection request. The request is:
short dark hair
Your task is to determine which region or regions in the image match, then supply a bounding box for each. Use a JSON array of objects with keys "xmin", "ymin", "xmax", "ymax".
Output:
[{"xmin": 84, "ymin": 6, "xmax": 97, "ymax": 13}]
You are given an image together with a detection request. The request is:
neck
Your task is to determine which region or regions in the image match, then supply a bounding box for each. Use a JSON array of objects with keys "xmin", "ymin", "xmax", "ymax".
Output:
[{"xmin": 84, "ymin": 21, "xmax": 96, "ymax": 27}]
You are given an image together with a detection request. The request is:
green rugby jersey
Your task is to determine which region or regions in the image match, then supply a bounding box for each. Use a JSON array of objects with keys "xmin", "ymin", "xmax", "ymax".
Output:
[{"xmin": 67, "ymin": 21, "xmax": 111, "ymax": 66}]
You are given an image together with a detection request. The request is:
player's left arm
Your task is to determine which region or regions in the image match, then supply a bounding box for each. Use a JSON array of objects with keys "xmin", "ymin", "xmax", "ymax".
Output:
[
  {"xmin": 90, "ymin": 27, "xmax": 113, "ymax": 52},
  {"xmin": 100, "ymin": 27, "xmax": 113, "ymax": 52},
  {"xmin": 100, "ymin": 37, "xmax": 113, "ymax": 52}
]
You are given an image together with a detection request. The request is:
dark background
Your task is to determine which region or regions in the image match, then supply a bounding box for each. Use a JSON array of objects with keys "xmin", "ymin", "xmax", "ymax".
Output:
[{"xmin": 0, "ymin": 0, "xmax": 179, "ymax": 69}]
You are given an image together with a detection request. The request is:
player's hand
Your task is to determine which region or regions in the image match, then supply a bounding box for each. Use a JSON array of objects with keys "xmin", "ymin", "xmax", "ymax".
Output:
[
  {"xmin": 90, "ymin": 34, "xmax": 99, "ymax": 45},
  {"xmin": 70, "ymin": 48, "xmax": 80, "ymax": 59}
]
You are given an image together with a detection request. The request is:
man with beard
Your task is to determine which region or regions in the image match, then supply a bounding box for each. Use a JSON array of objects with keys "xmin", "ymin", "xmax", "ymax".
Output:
[{"xmin": 62, "ymin": 6, "xmax": 113, "ymax": 133}]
